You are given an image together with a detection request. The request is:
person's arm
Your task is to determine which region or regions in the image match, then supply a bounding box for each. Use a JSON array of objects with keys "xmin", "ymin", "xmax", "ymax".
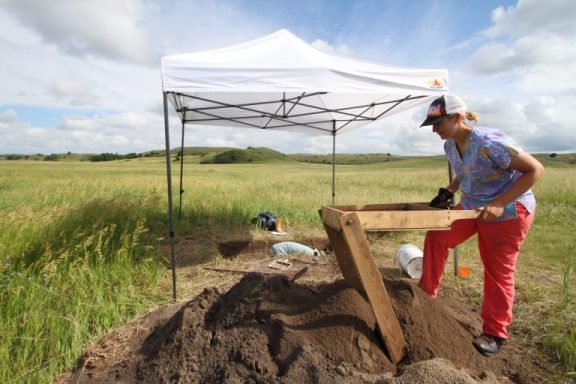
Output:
[
  {"xmin": 446, "ymin": 176, "xmax": 460, "ymax": 194},
  {"xmin": 479, "ymin": 152, "xmax": 544, "ymax": 221},
  {"xmin": 429, "ymin": 176, "xmax": 460, "ymax": 208}
]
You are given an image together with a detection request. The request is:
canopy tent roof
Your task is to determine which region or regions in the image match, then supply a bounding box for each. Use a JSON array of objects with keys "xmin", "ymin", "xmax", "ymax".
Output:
[{"xmin": 161, "ymin": 29, "xmax": 449, "ymax": 135}]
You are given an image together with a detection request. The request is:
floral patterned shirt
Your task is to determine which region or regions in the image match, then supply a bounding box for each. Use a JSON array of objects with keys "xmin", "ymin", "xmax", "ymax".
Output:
[{"xmin": 444, "ymin": 127, "xmax": 536, "ymax": 221}]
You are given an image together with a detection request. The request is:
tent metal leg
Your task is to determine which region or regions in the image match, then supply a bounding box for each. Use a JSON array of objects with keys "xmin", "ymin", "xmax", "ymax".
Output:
[
  {"xmin": 163, "ymin": 92, "xmax": 177, "ymax": 301},
  {"xmin": 332, "ymin": 121, "xmax": 336, "ymax": 205},
  {"xmin": 178, "ymin": 121, "xmax": 185, "ymax": 219}
]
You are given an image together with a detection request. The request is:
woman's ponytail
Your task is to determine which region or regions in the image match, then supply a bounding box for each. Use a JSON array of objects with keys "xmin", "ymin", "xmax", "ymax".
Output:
[{"xmin": 465, "ymin": 111, "xmax": 478, "ymax": 123}]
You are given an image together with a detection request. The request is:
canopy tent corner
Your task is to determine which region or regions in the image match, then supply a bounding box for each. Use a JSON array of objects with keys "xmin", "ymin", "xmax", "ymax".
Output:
[{"xmin": 160, "ymin": 29, "xmax": 449, "ymax": 300}]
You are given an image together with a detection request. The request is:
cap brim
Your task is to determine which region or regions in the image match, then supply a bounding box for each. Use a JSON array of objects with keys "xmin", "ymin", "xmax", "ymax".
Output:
[{"xmin": 420, "ymin": 115, "xmax": 450, "ymax": 127}]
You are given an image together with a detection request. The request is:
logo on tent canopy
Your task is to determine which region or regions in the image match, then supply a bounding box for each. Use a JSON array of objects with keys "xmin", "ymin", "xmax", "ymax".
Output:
[{"xmin": 428, "ymin": 78, "xmax": 446, "ymax": 89}]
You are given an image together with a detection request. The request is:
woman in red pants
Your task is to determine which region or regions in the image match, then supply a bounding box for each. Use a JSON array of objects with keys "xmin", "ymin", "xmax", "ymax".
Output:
[{"xmin": 418, "ymin": 95, "xmax": 544, "ymax": 356}]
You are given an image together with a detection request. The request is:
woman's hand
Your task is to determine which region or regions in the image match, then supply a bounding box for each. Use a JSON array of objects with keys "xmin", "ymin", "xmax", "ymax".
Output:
[{"xmin": 477, "ymin": 204, "xmax": 505, "ymax": 222}]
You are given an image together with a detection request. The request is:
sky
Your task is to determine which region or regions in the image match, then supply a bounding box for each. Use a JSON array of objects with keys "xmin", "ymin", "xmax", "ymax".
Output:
[{"xmin": 0, "ymin": 0, "xmax": 575, "ymax": 156}]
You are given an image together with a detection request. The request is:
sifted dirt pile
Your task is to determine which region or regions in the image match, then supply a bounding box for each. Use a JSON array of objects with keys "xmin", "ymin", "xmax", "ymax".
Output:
[{"xmin": 66, "ymin": 273, "xmax": 548, "ymax": 383}]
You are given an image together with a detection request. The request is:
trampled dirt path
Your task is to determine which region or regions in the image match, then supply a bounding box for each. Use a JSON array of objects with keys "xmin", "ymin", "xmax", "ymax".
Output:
[{"xmin": 63, "ymin": 250, "xmax": 553, "ymax": 384}]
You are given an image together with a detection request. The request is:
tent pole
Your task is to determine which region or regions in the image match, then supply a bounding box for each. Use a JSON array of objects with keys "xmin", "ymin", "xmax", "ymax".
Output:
[
  {"xmin": 448, "ymin": 162, "xmax": 459, "ymax": 276},
  {"xmin": 332, "ymin": 121, "xmax": 336, "ymax": 205},
  {"xmin": 178, "ymin": 121, "xmax": 185, "ymax": 219},
  {"xmin": 163, "ymin": 92, "xmax": 177, "ymax": 301}
]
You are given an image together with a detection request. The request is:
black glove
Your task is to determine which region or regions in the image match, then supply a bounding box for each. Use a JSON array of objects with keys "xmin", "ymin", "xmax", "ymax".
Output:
[{"xmin": 429, "ymin": 188, "xmax": 454, "ymax": 208}]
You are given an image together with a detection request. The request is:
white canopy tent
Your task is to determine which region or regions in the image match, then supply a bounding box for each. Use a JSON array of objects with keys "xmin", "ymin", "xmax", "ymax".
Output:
[{"xmin": 160, "ymin": 29, "xmax": 449, "ymax": 299}]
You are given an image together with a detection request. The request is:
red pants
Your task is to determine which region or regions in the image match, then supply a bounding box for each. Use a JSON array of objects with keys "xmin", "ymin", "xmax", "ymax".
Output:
[{"xmin": 418, "ymin": 202, "xmax": 534, "ymax": 339}]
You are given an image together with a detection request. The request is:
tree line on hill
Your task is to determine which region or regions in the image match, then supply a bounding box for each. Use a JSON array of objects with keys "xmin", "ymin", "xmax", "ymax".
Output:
[
  {"xmin": 5, "ymin": 153, "xmax": 62, "ymax": 161},
  {"xmin": 2, "ymin": 149, "xmax": 574, "ymax": 165},
  {"xmin": 3, "ymin": 152, "xmax": 158, "ymax": 162},
  {"xmin": 88, "ymin": 153, "xmax": 143, "ymax": 162}
]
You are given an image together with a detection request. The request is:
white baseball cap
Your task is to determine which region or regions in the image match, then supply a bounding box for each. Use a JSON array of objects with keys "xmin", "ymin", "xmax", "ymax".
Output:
[{"xmin": 420, "ymin": 95, "xmax": 467, "ymax": 126}]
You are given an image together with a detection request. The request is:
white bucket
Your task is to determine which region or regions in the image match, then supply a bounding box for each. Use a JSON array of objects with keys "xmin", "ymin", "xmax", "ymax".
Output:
[{"xmin": 395, "ymin": 244, "xmax": 423, "ymax": 279}]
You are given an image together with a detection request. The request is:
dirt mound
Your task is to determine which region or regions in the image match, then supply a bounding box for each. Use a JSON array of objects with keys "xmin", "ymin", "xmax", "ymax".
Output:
[{"xmin": 66, "ymin": 273, "xmax": 546, "ymax": 383}]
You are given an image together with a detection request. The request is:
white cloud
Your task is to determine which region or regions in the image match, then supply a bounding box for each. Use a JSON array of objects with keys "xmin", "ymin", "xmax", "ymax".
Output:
[
  {"xmin": 103, "ymin": 112, "xmax": 148, "ymax": 128},
  {"xmin": 466, "ymin": 34, "xmax": 576, "ymax": 78},
  {"xmin": 26, "ymin": 127, "xmax": 48, "ymax": 139},
  {"xmin": 465, "ymin": 0, "xmax": 576, "ymax": 82},
  {"xmin": 486, "ymin": 0, "xmax": 576, "ymax": 38},
  {"xmin": 516, "ymin": 62, "xmax": 576, "ymax": 96},
  {"xmin": 1, "ymin": 0, "xmax": 155, "ymax": 64},
  {"xmin": 300, "ymin": 108, "xmax": 445, "ymax": 156},
  {"xmin": 58, "ymin": 115, "xmax": 100, "ymax": 131},
  {"xmin": 0, "ymin": 8, "xmax": 161, "ymax": 111},
  {"xmin": 520, "ymin": 96, "xmax": 576, "ymax": 152},
  {"xmin": 310, "ymin": 38, "xmax": 354, "ymax": 56},
  {"xmin": 111, "ymin": 135, "xmax": 130, "ymax": 146},
  {"xmin": 455, "ymin": 95, "xmax": 576, "ymax": 153},
  {"xmin": 0, "ymin": 109, "xmax": 18, "ymax": 123},
  {"xmin": 383, "ymin": 113, "xmax": 443, "ymax": 155},
  {"xmin": 55, "ymin": 111, "xmax": 153, "ymax": 134},
  {"xmin": 0, "ymin": 6, "xmax": 42, "ymax": 45},
  {"xmin": 186, "ymin": 125, "xmax": 317, "ymax": 154},
  {"xmin": 465, "ymin": 43, "xmax": 514, "ymax": 74},
  {"xmin": 0, "ymin": 110, "xmax": 162, "ymax": 154},
  {"xmin": 50, "ymin": 79, "xmax": 98, "ymax": 106},
  {"xmin": 151, "ymin": 0, "xmax": 276, "ymax": 55}
]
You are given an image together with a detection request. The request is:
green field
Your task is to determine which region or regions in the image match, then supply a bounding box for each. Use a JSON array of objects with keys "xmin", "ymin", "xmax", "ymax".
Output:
[{"xmin": 0, "ymin": 154, "xmax": 574, "ymax": 383}]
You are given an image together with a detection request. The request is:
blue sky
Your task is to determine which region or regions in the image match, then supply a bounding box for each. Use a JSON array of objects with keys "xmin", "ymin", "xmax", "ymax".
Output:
[{"xmin": 1, "ymin": 0, "xmax": 575, "ymax": 155}]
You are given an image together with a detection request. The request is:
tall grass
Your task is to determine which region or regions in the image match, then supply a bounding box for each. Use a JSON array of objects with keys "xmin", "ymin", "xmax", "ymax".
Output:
[
  {"xmin": 0, "ymin": 160, "xmax": 168, "ymax": 383},
  {"xmin": 526, "ymin": 167, "xmax": 576, "ymax": 373},
  {"xmin": 0, "ymin": 156, "xmax": 574, "ymax": 382}
]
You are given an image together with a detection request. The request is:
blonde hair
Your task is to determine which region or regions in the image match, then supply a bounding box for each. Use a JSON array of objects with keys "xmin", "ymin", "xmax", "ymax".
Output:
[{"xmin": 465, "ymin": 111, "xmax": 478, "ymax": 123}]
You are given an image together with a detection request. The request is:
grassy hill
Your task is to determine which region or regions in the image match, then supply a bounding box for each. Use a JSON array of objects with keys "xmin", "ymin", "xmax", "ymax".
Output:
[
  {"xmin": 289, "ymin": 153, "xmax": 435, "ymax": 165},
  {"xmin": 534, "ymin": 153, "xmax": 576, "ymax": 167},
  {"xmin": 199, "ymin": 147, "xmax": 293, "ymax": 164}
]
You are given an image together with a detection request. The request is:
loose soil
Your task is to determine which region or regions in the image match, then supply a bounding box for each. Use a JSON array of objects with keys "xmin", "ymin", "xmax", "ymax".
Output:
[{"xmin": 63, "ymin": 239, "xmax": 553, "ymax": 384}]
